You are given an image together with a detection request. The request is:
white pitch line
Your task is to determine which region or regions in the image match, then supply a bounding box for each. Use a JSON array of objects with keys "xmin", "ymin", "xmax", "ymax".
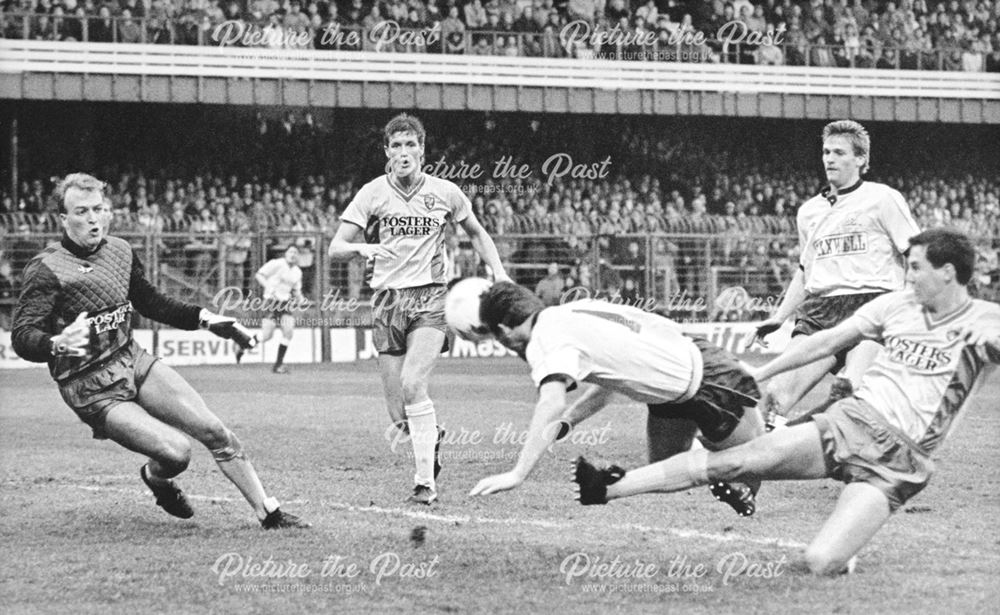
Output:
[
  {"xmin": 324, "ymin": 501, "xmax": 809, "ymax": 550},
  {"xmin": 65, "ymin": 484, "xmax": 806, "ymax": 549}
]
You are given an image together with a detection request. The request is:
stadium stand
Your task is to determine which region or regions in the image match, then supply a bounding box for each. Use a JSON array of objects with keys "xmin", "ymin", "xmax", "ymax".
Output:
[{"xmin": 1, "ymin": 0, "xmax": 998, "ymax": 70}]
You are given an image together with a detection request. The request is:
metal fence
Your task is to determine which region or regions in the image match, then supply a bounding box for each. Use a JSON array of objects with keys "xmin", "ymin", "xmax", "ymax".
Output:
[{"xmin": 0, "ymin": 230, "xmax": 799, "ymax": 335}]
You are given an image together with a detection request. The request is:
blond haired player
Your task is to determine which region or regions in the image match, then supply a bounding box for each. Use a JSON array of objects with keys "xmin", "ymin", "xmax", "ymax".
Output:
[
  {"xmin": 752, "ymin": 120, "xmax": 921, "ymax": 427},
  {"xmin": 328, "ymin": 114, "xmax": 510, "ymax": 504},
  {"xmin": 12, "ymin": 173, "xmax": 307, "ymax": 529},
  {"xmin": 576, "ymin": 229, "xmax": 1000, "ymax": 574}
]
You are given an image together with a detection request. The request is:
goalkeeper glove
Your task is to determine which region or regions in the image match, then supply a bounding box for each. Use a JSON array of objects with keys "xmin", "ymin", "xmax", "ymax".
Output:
[{"xmin": 199, "ymin": 309, "xmax": 258, "ymax": 350}]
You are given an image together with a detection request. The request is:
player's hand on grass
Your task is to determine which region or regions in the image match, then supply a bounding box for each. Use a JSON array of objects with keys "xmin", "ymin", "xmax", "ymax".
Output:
[
  {"xmin": 358, "ymin": 245, "xmax": 397, "ymax": 261},
  {"xmin": 51, "ymin": 312, "xmax": 90, "ymax": 357},
  {"xmin": 199, "ymin": 309, "xmax": 258, "ymax": 350},
  {"xmin": 469, "ymin": 471, "xmax": 523, "ymax": 496}
]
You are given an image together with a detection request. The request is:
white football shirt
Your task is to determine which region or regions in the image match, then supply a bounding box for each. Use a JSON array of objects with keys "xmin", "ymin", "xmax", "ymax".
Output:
[
  {"xmin": 257, "ymin": 258, "xmax": 302, "ymax": 301},
  {"xmin": 797, "ymin": 181, "xmax": 920, "ymax": 297},
  {"xmin": 525, "ymin": 300, "xmax": 703, "ymax": 404}
]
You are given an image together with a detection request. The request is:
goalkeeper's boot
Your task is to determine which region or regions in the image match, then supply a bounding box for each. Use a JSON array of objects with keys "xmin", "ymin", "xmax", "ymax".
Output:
[
  {"xmin": 407, "ymin": 484, "xmax": 438, "ymax": 506},
  {"xmin": 572, "ymin": 456, "xmax": 625, "ymax": 505},
  {"xmin": 141, "ymin": 464, "xmax": 194, "ymax": 519},
  {"xmin": 261, "ymin": 507, "xmax": 312, "ymax": 530},
  {"xmin": 709, "ymin": 481, "xmax": 757, "ymax": 517},
  {"xmin": 272, "ymin": 365, "xmax": 289, "ymax": 374}
]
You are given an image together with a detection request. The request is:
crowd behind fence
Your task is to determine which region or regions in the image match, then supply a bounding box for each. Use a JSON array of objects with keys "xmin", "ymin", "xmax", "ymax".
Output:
[{"xmin": 3, "ymin": 227, "xmax": 998, "ymax": 336}]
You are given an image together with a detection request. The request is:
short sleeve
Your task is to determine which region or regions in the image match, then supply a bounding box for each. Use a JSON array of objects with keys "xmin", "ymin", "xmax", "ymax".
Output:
[
  {"xmin": 879, "ymin": 189, "xmax": 921, "ymax": 253},
  {"xmin": 341, "ymin": 182, "xmax": 375, "ymax": 229},
  {"xmin": 526, "ymin": 321, "xmax": 589, "ymax": 390},
  {"xmin": 849, "ymin": 292, "xmax": 898, "ymax": 341},
  {"xmin": 446, "ymin": 181, "xmax": 472, "ymax": 224}
]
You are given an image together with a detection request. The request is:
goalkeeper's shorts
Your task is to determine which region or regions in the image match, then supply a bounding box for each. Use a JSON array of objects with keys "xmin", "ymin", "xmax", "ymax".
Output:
[
  {"xmin": 813, "ymin": 397, "xmax": 933, "ymax": 512},
  {"xmin": 58, "ymin": 340, "xmax": 158, "ymax": 440}
]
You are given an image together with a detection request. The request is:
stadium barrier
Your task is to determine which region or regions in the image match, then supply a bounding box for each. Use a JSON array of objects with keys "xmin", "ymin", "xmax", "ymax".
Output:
[
  {"xmin": 2, "ymin": 39, "xmax": 998, "ymax": 100},
  {"xmin": 0, "ymin": 227, "xmax": 796, "ymax": 367},
  {"xmin": 0, "ymin": 320, "xmax": 792, "ymax": 369}
]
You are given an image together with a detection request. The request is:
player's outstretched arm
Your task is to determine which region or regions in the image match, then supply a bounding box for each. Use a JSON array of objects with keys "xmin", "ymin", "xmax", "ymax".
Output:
[
  {"xmin": 459, "ymin": 213, "xmax": 510, "ymax": 283},
  {"xmin": 754, "ymin": 318, "xmax": 867, "ymax": 383},
  {"xmin": 128, "ymin": 249, "xmax": 202, "ymax": 330},
  {"xmin": 469, "ymin": 380, "xmax": 568, "ymax": 496}
]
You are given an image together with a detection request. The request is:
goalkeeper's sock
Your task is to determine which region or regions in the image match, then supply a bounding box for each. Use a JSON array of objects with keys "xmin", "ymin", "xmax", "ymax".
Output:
[
  {"xmin": 405, "ymin": 400, "xmax": 437, "ymax": 489},
  {"xmin": 606, "ymin": 449, "xmax": 710, "ymax": 500},
  {"xmin": 210, "ymin": 431, "xmax": 271, "ymax": 519},
  {"xmin": 274, "ymin": 343, "xmax": 288, "ymax": 369}
]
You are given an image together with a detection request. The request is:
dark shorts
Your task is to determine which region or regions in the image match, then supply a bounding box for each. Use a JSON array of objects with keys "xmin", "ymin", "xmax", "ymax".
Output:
[
  {"xmin": 371, "ymin": 284, "xmax": 450, "ymax": 356},
  {"xmin": 793, "ymin": 292, "xmax": 885, "ymax": 373},
  {"xmin": 647, "ymin": 336, "xmax": 760, "ymax": 442},
  {"xmin": 812, "ymin": 397, "xmax": 932, "ymax": 512},
  {"xmin": 58, "ymin": 340, "xmax": 158, "ymax": 440}
]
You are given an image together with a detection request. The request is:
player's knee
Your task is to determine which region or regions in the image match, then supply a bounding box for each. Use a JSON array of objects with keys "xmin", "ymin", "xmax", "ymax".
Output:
[
  {"xmin": 157, "ymin": 437, "xmax": 192, "ymax": 473},
  {"xmin": 281, "ymin": 328, "xmax": 294, "ymax": 342},
  {"xmin": 196, "ymin": 420, "xmax": 232, "ymax": 451},
  {"xmin": 804, "ymin": 545, "xmax": 850, "ymax": 576},
  {"xmin": 400, "ymin": 374, "xmax": 427, "ymax": 404}
]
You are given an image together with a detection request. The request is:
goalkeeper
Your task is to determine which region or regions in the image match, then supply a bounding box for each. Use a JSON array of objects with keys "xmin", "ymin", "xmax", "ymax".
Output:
[{"xmin": 11, "ymin": 173, "xmax": 308, "ymax": 530}]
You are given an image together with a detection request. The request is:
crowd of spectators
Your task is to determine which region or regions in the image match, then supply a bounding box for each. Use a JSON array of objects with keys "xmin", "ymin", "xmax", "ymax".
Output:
[
  {"xmin": 2, "ymin": 0, "xmax": 999, "ymax": 70},
  {"xmin": 2, "ymin": 112, "xmax": 998, "ymax": 310}
]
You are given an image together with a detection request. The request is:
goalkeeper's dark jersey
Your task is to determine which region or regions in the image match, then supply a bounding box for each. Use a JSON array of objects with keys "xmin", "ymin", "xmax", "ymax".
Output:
[{"xmin": 12, "ymin": 234, "xmax": 201, "ymax": 383}]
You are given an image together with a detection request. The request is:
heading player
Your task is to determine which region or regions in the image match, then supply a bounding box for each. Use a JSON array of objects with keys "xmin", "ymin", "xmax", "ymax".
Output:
[
  {"xmin": 575, "ymin": 228, "xmax": 999, "ymax": 574},
  {"xmin": 751, "ymin": 120, "xmax": 920, "ymax": 427},
  {"xmin": 328, "ymin": 113, "xmax": 510, "ymax": 504},
  {"xmin": 466, "ymin": 281, "xmax": 766, "ymax": 517},
  {"xmin": 238, "ymin": 244, "xmax": 304, "ymax": 373},
  {"xmin": 12, "ymin": 173, "xmax": 308, "ymax": 529}
]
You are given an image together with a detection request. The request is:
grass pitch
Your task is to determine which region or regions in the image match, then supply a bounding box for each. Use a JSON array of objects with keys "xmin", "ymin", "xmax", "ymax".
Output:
[{"xmin": 2, "ymin": 359, "xmax": 998, "ymax": 614}]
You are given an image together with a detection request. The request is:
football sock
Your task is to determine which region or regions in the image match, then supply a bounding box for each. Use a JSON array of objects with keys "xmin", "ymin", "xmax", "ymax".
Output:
[
  {"xmin": 274, "ymin": 343, "xmax": 288, "ymax": 368},
  {"xmin": 606, "ymin": 448, "xmax": 710, "ymax": 500},
  {"xmin": 405, "ymin": 400, "xmax": 437, "ymax": 489},
  {"xmin": 211, "ymin": 431, "xmax": 270, "ymax": 518}
]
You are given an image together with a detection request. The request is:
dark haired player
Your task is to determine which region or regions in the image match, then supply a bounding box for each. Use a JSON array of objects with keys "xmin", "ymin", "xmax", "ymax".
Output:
[
  {"xmin": 12, "ymin": 173, "xmax": 308, "ymax": 529},
  {"xmin": 466, "ymin": 281, "xmax": 765, "ymax": 517},
  {"xmin": 328, "ymin": 114, "xmax": 510, "ymax": 504},
  {"xmin": 576, "ymin": 229, "xmax": 999, "ymax": 574}
]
